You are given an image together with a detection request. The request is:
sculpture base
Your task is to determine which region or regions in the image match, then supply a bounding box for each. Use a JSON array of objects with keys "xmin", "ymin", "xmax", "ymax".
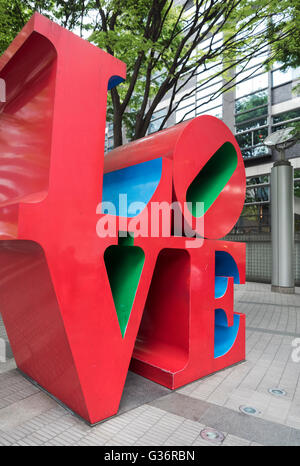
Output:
[{"xmin": 271, "ymin": 285, "xmax": 295, "ymax": 294}]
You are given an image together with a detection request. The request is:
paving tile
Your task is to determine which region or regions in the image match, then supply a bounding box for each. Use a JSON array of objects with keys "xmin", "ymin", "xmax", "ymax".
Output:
[
  {"xmin": 198, "ymin": 404, "xmax": 295, "ymax": 446},
  {"xmin": 150, "ymin": 392, "xmax": 209, "ymax": 421},
  {"xmin": 288, "ymin": 428, "xmax": 300, "ymax": 446},
  {"xmin": 0, "ymin": 282, "xmax": 299, "ymax": 446},
  {"xmin": 223, "ymin": 434, "xmax": 251, "ymax": 446}
]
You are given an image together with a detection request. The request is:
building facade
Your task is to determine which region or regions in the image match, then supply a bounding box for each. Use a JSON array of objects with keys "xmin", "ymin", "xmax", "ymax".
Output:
[{"xmin": 105, "ymin": 3, "xmax": 300, "ymax": 285}]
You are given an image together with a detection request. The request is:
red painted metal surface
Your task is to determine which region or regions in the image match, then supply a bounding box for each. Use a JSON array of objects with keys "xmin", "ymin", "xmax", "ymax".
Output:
[
  {"xmin": 0, "ymin": 14, "xmax": 246, "ymax": 424},
  {"xmin": 130, "ymin": 238, "xmax": 246, "ymax": 388},
  {"xmin": 104, "ymin": 115, "xmax": 246, "ymax": 239}
]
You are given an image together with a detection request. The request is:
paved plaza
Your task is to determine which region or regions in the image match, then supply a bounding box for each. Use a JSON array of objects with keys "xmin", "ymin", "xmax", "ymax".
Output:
[{"xmin": 0, "ymin": 282, "xmax": 299, "ymax": 446}]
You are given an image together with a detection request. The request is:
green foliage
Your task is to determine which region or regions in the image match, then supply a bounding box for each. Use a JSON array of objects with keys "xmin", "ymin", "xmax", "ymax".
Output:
[
  {"xmin": 90, "ymin": 1, "xmax": 185, "ymax": 140},
  {"xmin": 0, "ymin": 0, "xmax": 299, "ymax": 146},
  {"xmin": 87, "ymin": 0, "xmax": 300, "ymax": 145},
  {"xmin": 0, "ymin": 1, "xmax": 32, "ymax": 53},
  {"xmin": 290, "ymin": 121, "xmax": 300, "ymax": 139},
  {"xmin": 0, "ymin": 0, "xmax": 94, "ymax": 54},
  {"xmin": 268, "ymin": 0, "xmax": 300, "ymax": 70}
]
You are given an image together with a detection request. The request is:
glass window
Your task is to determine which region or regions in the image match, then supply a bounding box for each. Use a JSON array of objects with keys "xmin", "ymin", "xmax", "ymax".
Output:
[
  {"xmin": 235, "ymin": 90, "xmax": 268, "ymax": 114},
  {"xmin": 199, "ymin": 35, "xmax": 222, "ymax": 54},
  {"xmin": 148, "ymin": 119, "xmax": 162, "ymax": 134},
  {"xmin": 292, "ymin": 68, "xmax": 300, "ymax": 80},
  {"xmin": 106, "ymin": 122, "xmax": 113, "ymax": 136},
  {"xmin": 105, "ymin": 135, "xmax": 114, "ymax": 152},
  {"xmin": 107, "ymin": 138, "xmax": 114, "ymax": 150},
  {"xmin": 235, "ymin": 106, "xmax": 268, "ymax": 124},
  {"xmin": 236, "ymin": 118, "xmax": 268, "ymax": 133},
  {"xmin": 183, "ymin": 5, "xmax": 196, "ymax": 21},
  {"xmin": 197, "ymin": 95, "xmax": 222, "ymax": 113},
  {"xmin": 253, "ymin": 127, "xmax": 268, "ymax": 145},
  {"xmin": 236, "ymin": 132, "xmax": 252, "ymax": 149},
  {"xmin": 235, "ymin": 130, "xmax": 269, "ymax": 159},
  {"xmin": 236, "ymin": 49, "xmax": 268, "ymax": 73},
  {"xmin": 197, "ymin": 57, "xmax": 222, "ymax": 88},
  {"xmin": 175, "ymin": 93, "xmax": 196, "ymax": 123},
  {"xmin": 272, "ymin": 68, "xmax": 293, "ymax": 87},
  {"xmin": 151, "ymin": 108, "xmax": 167, "ymax": 120},
  {"xmin": 197, "ymin": 81, "xmax": 222, "ymax": 101},
  {"xmin": 175, "ymin": 105, "xmax": 195, "ymax": 123},
  {"xmin": 295, "ymin": 169, "xmax": 300, "ymax": 179},
  {"xmin": 294, "ymin": 179, "xmax": 300, "ymax": 198},
  {"xmin": 176, "ymin": 95, "xmax": 195, "ymax": 109},
  {"xmin": 246, "ymin": 185, "xmax": 270, "ymax": 203},
  {"xmin": 295, "ymin": 169, "xmax": 300, "ymax": 233},
  {"xmin": 272, "ymin": 109, "xmax": 300, "ymax": 124},
  {"xmin": 296, "ymin": 215, "xmax": 300, "ymax": 234},
  {"xmin": 272, "ymin": 64, "xmax": 300, "ymax": 82},
  {"xmin": 272, "ymin": 122, "xmax": 296, "ymax": 132},
  {"xmin": 235, "ymin": 85, "xmax": 269, "ymax": 160},
  {"xmin": 105, "ymin": 123, "xmax": 114, "ymax": 152},
  {"xmin": 246, "ymin": 175, "xmax": 269, "ymax": 185},
  {"xmin": 251, "ymin": 146, "xmax": 269, "ymax": 157},
  {"xmin": 230, "ymin": 204, "xmax": 271, "ymax": 235},
  {"xmin": 149, "ymin": 108, "xmax": 167, "ymax": 134},
  {"xmin": 197, "ymin": 105, "xmax": 222, "ymax": 119},
  {"xmin": 198, "ymin": 63, "xmax": 222, "ymax": 80},
  {"xmin": 236, "ymin": 73, "xmax": 268, "ymax": 98},
  {"xmin": 240, "ymin": 147, "xmax": 254, "ymax": 159},
  {"xmin": 241, "ymin": 145, "xmax": 269, "ymax": 159}
]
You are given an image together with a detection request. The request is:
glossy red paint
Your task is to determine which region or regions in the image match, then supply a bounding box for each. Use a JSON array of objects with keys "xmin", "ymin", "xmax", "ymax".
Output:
[
  {"xmin": 0, "ymin": 14, "xmax": 246, "ymax": 424},
  {"xmin": 104, "ymin": 115, "xmax": 246, "ymax": 239},
  {"xmin": 130, "ymin": 238, "xmax": 246, "ymax": 389}
]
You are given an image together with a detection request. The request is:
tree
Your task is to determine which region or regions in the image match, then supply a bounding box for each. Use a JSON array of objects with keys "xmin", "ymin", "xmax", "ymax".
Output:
[
  {"xmin": 0, "ymin": 0, "xmax": 93, "ymax": 53},
  {"xmin": 0, "ymin": 1, "xmax": 299, "ymax": 147},
  {"xmin": 0, "ymin": 1, "xmax": 31, "ymax": 52},
  {"xmin": 269, "ymin": 0, "xmax": 300, "ymax": 70},
  {"xmin": 89, "ymin": 0, "xmax": 299, "ymax": 146}
]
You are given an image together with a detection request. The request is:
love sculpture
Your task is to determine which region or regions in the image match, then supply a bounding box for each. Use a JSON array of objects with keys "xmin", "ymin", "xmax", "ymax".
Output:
[{"xmin": 0, "ymin": 14, "xmax": 246, "ymax": 424}]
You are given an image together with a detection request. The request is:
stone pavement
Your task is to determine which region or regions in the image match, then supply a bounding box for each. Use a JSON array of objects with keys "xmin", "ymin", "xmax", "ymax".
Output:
[{"xmin": 0, "ymin": 282, "xmax": 299, "ymax": 446}]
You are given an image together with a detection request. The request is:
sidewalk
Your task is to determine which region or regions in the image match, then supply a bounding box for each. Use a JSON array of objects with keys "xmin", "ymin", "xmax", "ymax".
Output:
[{"xmin": 0, "ymin": 282, "xmax": 299, "ymax": 446}]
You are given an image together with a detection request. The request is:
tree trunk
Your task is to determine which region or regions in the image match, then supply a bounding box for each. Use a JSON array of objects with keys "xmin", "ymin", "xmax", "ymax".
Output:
[
  {"xmin": 134, "ymin": 124, "xmax": 148, "ymax": 140},
  {"xmin": 134, "ymin": 113, "xmax": 147, "ymax": 141},
  {"xmin": 113, "ymin": 113, "xmax": 123, "ymax": 148},
  {"xmin": 111, "ymin": 88, "xmax": 123, "ymax": 148}
]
